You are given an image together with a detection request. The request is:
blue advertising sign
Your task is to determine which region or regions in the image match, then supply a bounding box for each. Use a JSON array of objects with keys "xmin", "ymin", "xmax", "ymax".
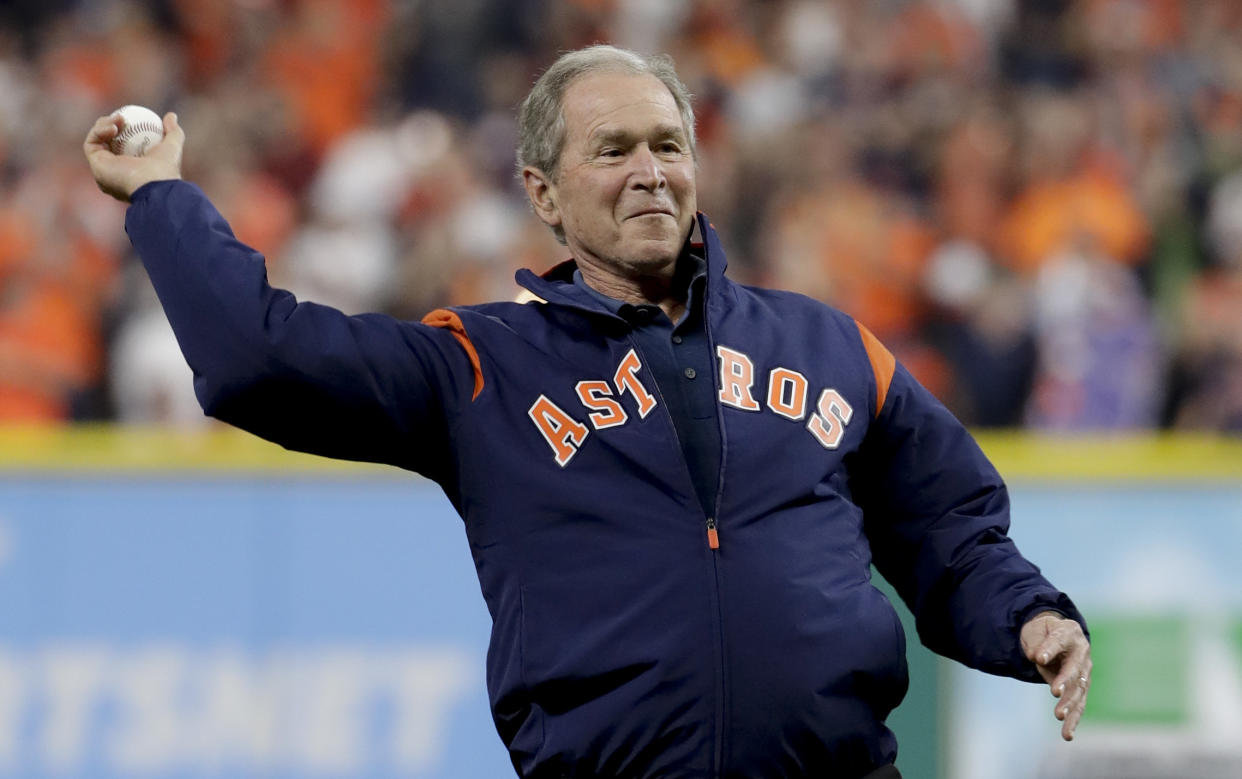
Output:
[{"xmin": 0, "ymin": 475, "xmax": 512, "ymax": 778}]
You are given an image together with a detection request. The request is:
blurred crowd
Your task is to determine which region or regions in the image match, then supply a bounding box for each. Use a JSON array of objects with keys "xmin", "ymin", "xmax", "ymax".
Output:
[{"xmin": 1, "ymin": 0, "xmax": 1240, "ymax": 431}]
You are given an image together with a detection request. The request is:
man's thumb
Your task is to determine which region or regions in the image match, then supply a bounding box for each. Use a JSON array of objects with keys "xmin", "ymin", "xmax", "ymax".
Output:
[{"xmin": 162, "ymin": 112, "xmax": 185, "ymax": 144}]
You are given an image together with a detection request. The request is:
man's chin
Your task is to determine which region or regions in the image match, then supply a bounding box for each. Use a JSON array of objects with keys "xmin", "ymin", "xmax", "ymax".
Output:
[
  {"xmin": 621, "ymin": 223, "xmax": 689, "ymax": 257},
  {"xmin": 620, "ymin": 238, "xmax": 682, "ymax": 269}
]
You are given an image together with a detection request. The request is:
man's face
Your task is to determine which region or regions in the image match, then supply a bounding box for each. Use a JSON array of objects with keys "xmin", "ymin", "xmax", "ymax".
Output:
[{"xmin": 530, "ymin": 71, "xmax": 697, "ymax": 277}]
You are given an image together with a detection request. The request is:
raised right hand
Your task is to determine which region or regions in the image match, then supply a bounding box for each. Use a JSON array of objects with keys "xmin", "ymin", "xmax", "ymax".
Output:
[{"xmin": 83, "ymin": 111, "xmax": 184, "ymax": 203}]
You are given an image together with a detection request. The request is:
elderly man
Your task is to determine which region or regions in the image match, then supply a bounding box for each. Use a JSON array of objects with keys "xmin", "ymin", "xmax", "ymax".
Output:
[{"xmin": 86, "ymin": 45, "xmax": 1090, "ymax": 779}]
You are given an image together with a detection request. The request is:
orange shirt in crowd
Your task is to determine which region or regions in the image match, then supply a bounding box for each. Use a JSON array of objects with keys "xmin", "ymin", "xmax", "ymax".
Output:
[
  {"xmin": 769, "ymin": 178, "xmax": 935, "ymax": 341},
  {"xmin": 996, "ymin": 163, "xmax": 1151, "ymax": 273},
  {"xmin": 262, "ymin": 0, "xmax": 390, "ymax": 159},
  {"xmin": 0, "ymin": 209, "xmax": 111, "ymax": 422}
]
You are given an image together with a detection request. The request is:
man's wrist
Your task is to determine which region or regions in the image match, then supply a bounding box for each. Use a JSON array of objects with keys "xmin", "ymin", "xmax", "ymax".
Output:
[
  {"xmin": 128, "ymin": 177, "xmax": 182, "ymax": 204},
  {"xmin": 1029, "ymin": 609, "xmax": 1069, "ymax": 623}
]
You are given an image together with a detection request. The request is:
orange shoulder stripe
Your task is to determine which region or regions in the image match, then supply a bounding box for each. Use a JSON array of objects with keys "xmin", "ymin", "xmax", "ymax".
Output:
[
  {"xmin": 421, "ymin": 308, "xmax": 484, "ymax": 401},
  {"xmin": 853, "ymin": 320, "xmax": 895, "ymax": 418}
]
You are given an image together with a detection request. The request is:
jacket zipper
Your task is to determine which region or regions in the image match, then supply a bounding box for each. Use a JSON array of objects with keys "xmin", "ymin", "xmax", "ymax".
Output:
[
  {"xmin": 698, "ymin": 253, "xmax": 728, "ymax": 776},
  {"xmin": 625, "ymin": 324, "xmax": 727, "ymax": 774}
]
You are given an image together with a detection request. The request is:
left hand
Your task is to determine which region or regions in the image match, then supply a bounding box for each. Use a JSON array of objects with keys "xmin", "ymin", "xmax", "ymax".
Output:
[{"xmin": 1020, "ymin": 611, "xmax": 1091, "ymax": 741}]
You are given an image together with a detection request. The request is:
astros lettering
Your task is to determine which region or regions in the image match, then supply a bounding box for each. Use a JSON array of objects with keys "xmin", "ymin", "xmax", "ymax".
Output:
[{"xmin": 529, "ymin": 346, "xmax": 854, "ymax": 466}]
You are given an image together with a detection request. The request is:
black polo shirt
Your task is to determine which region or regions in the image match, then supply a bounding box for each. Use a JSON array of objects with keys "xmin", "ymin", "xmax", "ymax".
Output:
[{"xmin": 572, "ymin": 250, "xmax": 721, "ymax": 518}]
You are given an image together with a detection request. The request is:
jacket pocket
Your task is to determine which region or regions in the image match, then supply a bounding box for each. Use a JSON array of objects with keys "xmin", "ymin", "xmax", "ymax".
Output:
[{"xmin": 872, "ymin": 594, "xmax": 910, "ymax": 716}]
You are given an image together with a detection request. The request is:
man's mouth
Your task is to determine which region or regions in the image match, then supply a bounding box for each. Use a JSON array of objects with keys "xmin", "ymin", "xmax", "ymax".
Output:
[{"xmin": 628, "ymin": 208, "xmax": 674, "ymax": 219}]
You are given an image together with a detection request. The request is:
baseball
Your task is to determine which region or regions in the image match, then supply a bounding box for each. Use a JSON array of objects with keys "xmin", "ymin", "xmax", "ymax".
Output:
[{"xmin": 109, "ymin": 105, "xmax": 165, "ymax": 157}]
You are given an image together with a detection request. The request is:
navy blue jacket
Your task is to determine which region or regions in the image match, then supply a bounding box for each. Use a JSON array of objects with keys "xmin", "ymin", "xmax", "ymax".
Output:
[{"xmin": 126, "ymin": 180, "xmax": 1086, "ymax": 778}]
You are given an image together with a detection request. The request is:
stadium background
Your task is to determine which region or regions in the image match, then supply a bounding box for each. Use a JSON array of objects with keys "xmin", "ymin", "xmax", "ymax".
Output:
[{"xmin": 1, "ymin": 0, "xmax": 1241, "ymax": 777}]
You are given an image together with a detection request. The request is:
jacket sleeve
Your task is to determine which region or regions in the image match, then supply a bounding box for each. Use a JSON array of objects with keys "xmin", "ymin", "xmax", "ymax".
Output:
[
  {"xmin": 854, "ymin": 360, "xmax": 1088, "ymax": 683},
  {"xmin": 123, "ymin": 180, "xmax": 476, "ymax": 482}
]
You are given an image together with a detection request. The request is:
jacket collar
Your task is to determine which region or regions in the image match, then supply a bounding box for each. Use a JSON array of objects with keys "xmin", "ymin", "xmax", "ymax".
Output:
[{"xmin": 514, "ymin": 212, "xmax": 728, "ymax": 319}]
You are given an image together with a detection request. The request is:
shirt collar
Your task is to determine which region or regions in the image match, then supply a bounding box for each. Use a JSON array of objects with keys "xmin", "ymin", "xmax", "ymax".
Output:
[
  {"xmin": 571, "ymin": 248, "xmax": 708, "ymax": 325},
  {"xmin": 515, "ymin": 212, "xmax": 729, "ymax": 317}
]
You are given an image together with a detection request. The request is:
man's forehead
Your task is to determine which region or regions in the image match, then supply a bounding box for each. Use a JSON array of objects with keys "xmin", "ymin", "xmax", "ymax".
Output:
[
  {"xmin": 590, "ymin": 120, "xmax": 687, "ymax": 140},
  {"xmin": 563, "ymin": 71, "xmax": 683, "ymax": 133}
]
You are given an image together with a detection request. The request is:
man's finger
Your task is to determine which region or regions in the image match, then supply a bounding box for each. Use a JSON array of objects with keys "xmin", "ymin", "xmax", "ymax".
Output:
[
  {"xmin": 1033, "ymin": 628, "xmax": 1074, "ymax": 667},
  {"xmin": 1057, "ymin": 678, "xmax": 1088, "ymax": 740},
  {"xmin": 162, "ymin": 111, "xmax": 181, "ymax": 139},
  {"xmin": 1033, "ymin": 635, "xmax": 1072, "ymax": 697},
  {"xmin": 145, "ymin": 112, "xmax": 185, "ymax": 168},
  {"xmin": 1020, "ymin": 611, "xmax": 1066, "ymax": 662},
  {"xmin": 84, "ymin": 115, "xmax": 122, "ymax": 155},
  {"xmin": 1048, "ymin": 654, "xmax": 1091, "ymax": 739},
  {"xmin": 1062, "ymin": 694, "xmax": 1086, "ymax": 741},
  {"xmin": 1055, "ymin": 666, "xmax": 1088, "ymax": 712},
  {"xmin": 1046, "ymin": 638, "xmax": 1091, "ymax": 698},
  {"xmin": 1032, "ymin": 620, "xmax": 1085, "ymax": 663}
]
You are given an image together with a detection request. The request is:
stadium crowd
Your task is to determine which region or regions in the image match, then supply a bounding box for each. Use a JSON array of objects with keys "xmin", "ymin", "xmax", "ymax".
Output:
[{"xmin": 1, "ymin": 0, "xmax": 1240, "ymax": 430}]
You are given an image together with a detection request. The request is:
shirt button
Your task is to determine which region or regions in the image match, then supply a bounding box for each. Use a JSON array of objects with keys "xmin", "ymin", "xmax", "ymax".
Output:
[
  {"xmin": 684, "ymin": 368, "xmax": 697, "ymax": 379},
  {"xmin": 671, "ymin": 335, "xmax": 683, "ymax": 344}
]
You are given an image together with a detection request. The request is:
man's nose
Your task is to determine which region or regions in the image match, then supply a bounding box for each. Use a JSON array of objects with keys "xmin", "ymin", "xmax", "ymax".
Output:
[{"xmin": 628, "ymin": 144, "xmax": 666, "ymax": 191}]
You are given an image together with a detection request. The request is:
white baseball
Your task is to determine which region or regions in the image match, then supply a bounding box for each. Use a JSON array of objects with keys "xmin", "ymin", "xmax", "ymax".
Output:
[{"xmin": 109, "ymin": 105, "xmax": 165, "ymax": 157}]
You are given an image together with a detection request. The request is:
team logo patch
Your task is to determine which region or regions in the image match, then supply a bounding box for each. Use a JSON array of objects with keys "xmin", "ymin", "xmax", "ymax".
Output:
[{"xmin": 528, "ymin": 345, "xmax": 854, "ymax": 465}]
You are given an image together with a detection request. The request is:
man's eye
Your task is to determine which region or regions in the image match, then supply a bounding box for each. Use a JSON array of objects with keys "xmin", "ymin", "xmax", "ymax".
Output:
[{"xmin": 600, "ymin": 148, "xmax": 624, "ymax": 158}]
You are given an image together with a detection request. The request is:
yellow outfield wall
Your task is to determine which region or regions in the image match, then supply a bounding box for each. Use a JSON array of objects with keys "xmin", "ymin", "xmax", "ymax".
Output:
[{"xmin": 0, "ymin": 424, "xmax": 1239, "ymax": 481}]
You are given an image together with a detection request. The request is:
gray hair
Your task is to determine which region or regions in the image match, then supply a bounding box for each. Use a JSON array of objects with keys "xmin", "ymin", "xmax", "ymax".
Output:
[{"xmin": 516, "ymin": 44, "xmax": 697, "ymax": 181}]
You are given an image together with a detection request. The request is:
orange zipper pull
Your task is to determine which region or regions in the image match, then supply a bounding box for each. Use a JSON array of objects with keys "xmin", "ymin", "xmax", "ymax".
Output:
[{"xmin": 706, "ymin": 517, "xmax": 720, "ymax": 550}]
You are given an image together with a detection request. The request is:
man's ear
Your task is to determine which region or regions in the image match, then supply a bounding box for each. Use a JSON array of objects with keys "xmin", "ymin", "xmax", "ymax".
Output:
[{"xmin": 522, "ymin": 166, "xmax": 561, "ymax": 230}]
